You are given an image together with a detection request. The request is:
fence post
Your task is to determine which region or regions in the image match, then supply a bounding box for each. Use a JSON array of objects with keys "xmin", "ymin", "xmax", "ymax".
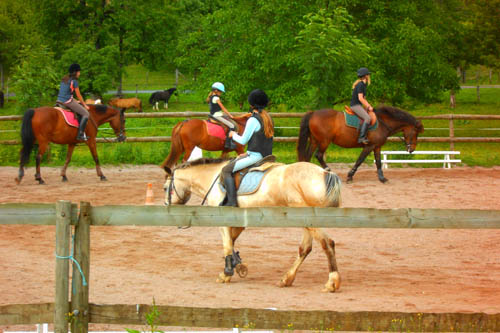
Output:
[
  {"xmin": 71, "ymin": 202, "xmax": 91, "ymax": 333},
  {"xmin": 55, "ymin": 200, "xmax": 72, "ymax": 333},
  {"xmin": 449, "ymin": 115, "xmax": 455, "ymax": 151}
]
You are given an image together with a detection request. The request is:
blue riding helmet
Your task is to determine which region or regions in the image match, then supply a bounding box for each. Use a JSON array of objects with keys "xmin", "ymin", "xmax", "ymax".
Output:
[
  {"xmin": 211, "ymin": 82, "xmax": 225, "ymax": 93},
  {"xmin": 357, "ymin": 67, "xmax": 371, "ymax": 77}
]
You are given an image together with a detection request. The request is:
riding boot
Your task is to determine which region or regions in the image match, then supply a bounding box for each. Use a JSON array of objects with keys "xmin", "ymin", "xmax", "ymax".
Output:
[
  {"xmin": 76, "ymin": 117, "xmax": 88, "ymax": 141},
  {"xmin": 357, "ymin": 122, "xmax": 370, "ymax": 144},
  {"xmin": 221, "ymin": 174, "xmax": 238, "ymax": 207},
  {"xmin": 224, "ymin": 133, "xmax": 236, "ymax": 150}
]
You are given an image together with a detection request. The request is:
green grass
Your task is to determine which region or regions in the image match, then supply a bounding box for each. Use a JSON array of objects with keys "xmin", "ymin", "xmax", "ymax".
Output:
[{"xmin": 1, "ymin": 65, "xmax": 499, "ymax": 168}]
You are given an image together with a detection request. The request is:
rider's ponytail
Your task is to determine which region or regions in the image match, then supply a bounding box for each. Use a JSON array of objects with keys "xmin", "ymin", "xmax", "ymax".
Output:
[{"xmin": 260, "ymin": 110, "xmax": 274, "ymax": 138}]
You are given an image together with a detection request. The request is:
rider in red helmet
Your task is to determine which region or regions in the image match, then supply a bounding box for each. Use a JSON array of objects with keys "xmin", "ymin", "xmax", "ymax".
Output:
[{"xmin": 57, "ymin": 63, "xmax": 89, "ymax": 141}]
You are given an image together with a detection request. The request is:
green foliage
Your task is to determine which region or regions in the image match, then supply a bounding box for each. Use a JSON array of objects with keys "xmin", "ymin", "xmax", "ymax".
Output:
[
  {"xmin": 11, "ymin": 45, "xmax": 59, "ymax": 110},
  {"xmin": 59, "ymin": 43, "xmax": 120, "ymax": 97},
  {"xmin": 126, "ymin": 298, "xmax": 164, "ymax": 333}
]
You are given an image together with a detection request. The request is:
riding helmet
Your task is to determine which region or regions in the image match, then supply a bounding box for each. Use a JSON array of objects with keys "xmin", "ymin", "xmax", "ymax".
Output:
[
  {"xmin": 248, "ymin": 89, "xmax": 269, "ymax": 110},
  {"xmin": 357, "ymin": 67, "xmax": 371, "ymax": 77},
  {"xmin": 69, "ymin": 63, "xmax": 81, "ymax": 74},
  {"xmin": 211, "ymin": 82, "xmax": 225, "ymax": 93}
]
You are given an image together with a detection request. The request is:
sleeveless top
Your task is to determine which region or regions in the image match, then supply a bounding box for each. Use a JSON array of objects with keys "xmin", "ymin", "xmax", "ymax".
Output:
[
  {"xmin": 57, "ymin": 79, "xmax": 78, "ymax": 103},
  {"xmin": 247, "ymin": 113, "xmax": 273, "ymax": 157},
  {"xmin": 209, "ymin": 95, "xmax": 222, "ymax": 115}
]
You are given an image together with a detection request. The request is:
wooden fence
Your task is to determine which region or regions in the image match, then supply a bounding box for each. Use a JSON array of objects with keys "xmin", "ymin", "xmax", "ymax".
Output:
[
  {"xmin": 1, "ymin": 201, "xmax": 500, "ymax": 332},
  {"xmin": 1, "ymin": 113, "xmax": 500, "ymax": 150}
]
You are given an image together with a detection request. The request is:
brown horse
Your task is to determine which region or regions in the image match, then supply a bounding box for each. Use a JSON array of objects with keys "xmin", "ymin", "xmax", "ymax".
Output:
[
  {"xmin": 297, "ymin": 105, "xmax": 424, "ymax": 183},
  {"xmin": 108, "ymin": 97, "xmax": 142, "ymax": 112},
  {"xmin": 160, "ymin": 114, "xmax": 251, "ymax": 170},
  {"xmin": 15, "ymin": 104, "xmax": 126, "ymax": 185}
]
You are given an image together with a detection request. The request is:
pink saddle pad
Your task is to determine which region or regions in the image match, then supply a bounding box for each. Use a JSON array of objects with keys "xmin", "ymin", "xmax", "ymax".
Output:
[
  {"xmin": 205, "ymin": 120, "xmax": 226, "ymax": 140},
  {"xmin": 55, "ymin": 107, "xmax": 79, "ymax": 128}
]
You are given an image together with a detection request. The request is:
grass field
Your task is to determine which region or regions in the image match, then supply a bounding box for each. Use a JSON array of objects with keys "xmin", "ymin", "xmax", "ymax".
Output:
[{"xmin": 1, "ymin": 65, "xmax": 499, "ymax": 168}]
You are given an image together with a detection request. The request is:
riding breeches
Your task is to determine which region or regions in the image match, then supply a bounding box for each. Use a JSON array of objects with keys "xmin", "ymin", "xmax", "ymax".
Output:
[
  {"xmin": 212, "ymin": 112, "xmax": 235, "ymax": 129},
  {"xmin": 221, "ymin": 151, "xmax": 264, "ymax": 180},
  {"xmin": 351, "ymin": 104, "xmax": 371, "ymax": 123},
  {"xmin": 63, "ymin": 99, "xmax": 89, "ymax": 118}
]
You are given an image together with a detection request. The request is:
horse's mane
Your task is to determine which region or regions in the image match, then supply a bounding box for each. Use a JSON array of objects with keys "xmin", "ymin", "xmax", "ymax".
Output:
[
  {"xmin": 90, "ymin": 104, "xmax": 109, "ymax": 114},
  {"xmin": 375, "ymin": 105, "xmax": 418, "ymax": 126},
  {"xmin": 174, "ymin": 157, "xmax": 231, "ymax": 170}
]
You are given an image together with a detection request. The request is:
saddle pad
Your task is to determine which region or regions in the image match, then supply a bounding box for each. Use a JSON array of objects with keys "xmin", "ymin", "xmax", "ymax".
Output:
[
  {"xmin": 205, "ymin": 120, "xmax": 226, "ymax": 140},
  {"xmin": 55, "ymin": 107, "xmax": 79, "ymax": 128},
  {"xmin": 219, "ymin": 171, "xmax": 267, "ymax": 196},
  {"xmin": 343, "ymin": 111, "xmax": 378, "ymax": 131}
]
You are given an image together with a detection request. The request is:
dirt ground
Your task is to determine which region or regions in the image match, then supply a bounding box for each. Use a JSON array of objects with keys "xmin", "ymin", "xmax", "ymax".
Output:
[{"xmin": 0, "ymin": 164, "xmax": 499, "ymax": 331}]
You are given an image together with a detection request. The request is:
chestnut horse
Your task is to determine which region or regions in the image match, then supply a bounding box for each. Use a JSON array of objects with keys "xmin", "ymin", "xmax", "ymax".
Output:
[
  {"xmin": 108, "ymin": 97, "xmax": 142, "ymax": 112},
  {"xmin": 164, "ymin": 158, "xmax": 342, "ymax": 292},
  {"xmin": 15, "ymin": 104, "xmax": 126, "ymax": 185},
  {"xmin": 297, "ymin": 105, "xmax": 424, "ymax": 183},
  {"xmin": 160, "ymin": 114, "xmax": 251, "ymax": 170}
]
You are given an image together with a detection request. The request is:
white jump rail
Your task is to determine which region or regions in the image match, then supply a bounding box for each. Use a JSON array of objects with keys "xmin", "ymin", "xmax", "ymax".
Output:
[{"xmin": 377, "ymin": 150, "xmax": 461, "ymax": 169}]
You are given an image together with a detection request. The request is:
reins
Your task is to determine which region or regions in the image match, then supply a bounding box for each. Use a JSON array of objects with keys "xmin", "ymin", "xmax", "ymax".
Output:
[{"xmin": 201, "ymin": 174, "xmax": 221, "ymax": 206}]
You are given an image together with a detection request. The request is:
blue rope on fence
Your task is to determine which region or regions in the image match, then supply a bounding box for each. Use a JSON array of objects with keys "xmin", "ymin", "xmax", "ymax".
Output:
[{"xmin": 55, "ymin": 233, "xmax": 88, "ymax": 288}]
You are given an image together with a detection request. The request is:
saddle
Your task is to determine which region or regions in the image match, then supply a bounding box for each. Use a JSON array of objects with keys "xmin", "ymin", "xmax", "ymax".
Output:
[
  {"xmin": 220, "ymin": 155, "xmax": 283, "ymax": 196},
  {"xmin": 344, "ymin": 105, "xmax": 377, "ymax": 126},
  {"xmin": 208, "ymin": 115, "xmax": 239, "ymax": 133},
  {"xmin": 54, "ymin": 102, "xmax": 81, "ymax": 128}
]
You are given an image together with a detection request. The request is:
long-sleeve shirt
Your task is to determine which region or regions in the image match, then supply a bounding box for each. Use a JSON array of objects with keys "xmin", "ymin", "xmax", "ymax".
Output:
[{"xmin": 231, "ymin": 116, "xmax": 263, "ymax": 172}]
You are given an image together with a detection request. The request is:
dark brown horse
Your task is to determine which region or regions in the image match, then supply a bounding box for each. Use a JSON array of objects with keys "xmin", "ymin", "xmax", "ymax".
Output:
[
  {"xmin": 297, "ymin": 105, "xmax": 424, "ymax": 183},
  {"xmin": 160, "ymin": 114, "xmax": 251, "ymax": 170},
  {"xmin": 15, "ymin": 104, "xmax": 126, "ymax": 184}
]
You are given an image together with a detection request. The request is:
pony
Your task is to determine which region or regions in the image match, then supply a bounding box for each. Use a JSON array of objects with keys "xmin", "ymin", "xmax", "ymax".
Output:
[
  {"xmin": 15, "ymin": 104, "xmax": 126, "ymax": 185},
  {"xmin": 149, "ymin": 88, "xmax": 177, "ymax": 110},
  {"xmin": 108, "ymin": 97, "xmax": 142, "ymax": 112},
  {"xmin": 164, "ymin": 158, "xmax": 342, "ymax": 292},
  {"xmin": 297, "ymin": 105, "xmax": 424, "ymax": 183},
  {"xmin": 160, "ymin": 114, "xmax": 251, "ymax": 171}
]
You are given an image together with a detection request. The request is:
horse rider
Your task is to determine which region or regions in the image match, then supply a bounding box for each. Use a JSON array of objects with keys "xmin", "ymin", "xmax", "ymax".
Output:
[
  {"xmin": 219, "ymin": 89, "xmax": 274, "ymax": 207},
  {"xmin": 350, "ymin": 67, "xmax": 374, "ymax": 144},
  {"xmin": 57, "ymin": 63, "xmax": 89, "ymax": 141},
  {"xmin": 207, "ymin": 82, "xmax": 237, "ymax": 149}
]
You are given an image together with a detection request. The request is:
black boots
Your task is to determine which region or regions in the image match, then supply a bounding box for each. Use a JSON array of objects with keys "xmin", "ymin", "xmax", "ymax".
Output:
[
  {"xmin": 224, "ymin": 134, "xmax": 236, "ymax": 150},
  {"xmin": 76, "ymin": 117, "xmax": 88, "ymax": 141},
  {"xmin": 219, "ymin": 175, "xmax": 238, "ymax": 207},
  {"xmin": 357, "ymin": 122, "xmax": 370, "ymax": 144}
]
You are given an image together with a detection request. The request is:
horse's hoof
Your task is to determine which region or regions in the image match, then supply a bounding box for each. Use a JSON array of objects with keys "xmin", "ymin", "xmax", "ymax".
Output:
[
  {"xmin": 323, "ymin": 271, "xmax": 341, "ymax": 293},
  {"xmin": 62, "ymin": 176, "xmax": 68, "ymax": 182},
  {"xmin": 379, "ymin": 178, "xmax": 388, "ymax": 183},
  {"xmin": 15, "ymin": 178, "xmax": 21, "ymax": 185},
  {"xmin": 100, "ymin": 176, "xmax": 107, "ymax": 181},
  {"xmin": 38, "ymin": 180, "xmax": 45, "ymax": 185},
  {"xmin": 325, "ymin": 167, "xmax": 331, "ymax": 172},
  {"xmin": 216, "ymin": 272, "xmax": 232, "ymax": 283},
  {"xmin": 235, "ymin": 263, "xmax": 248, "ymax": 278},
  {"xmin": 346, "ymin": 178, "xmax": 353, "ymax": 184}
]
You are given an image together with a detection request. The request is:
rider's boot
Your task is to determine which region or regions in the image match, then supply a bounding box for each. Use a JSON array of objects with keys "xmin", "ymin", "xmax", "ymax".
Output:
[
  {"xmin": 76, "ymin": 117, "xmax": 88, "ymax": 141},
  {"xmin": 357, "ymin": 122, "xmax": 370, "ymax": 144},
  {"xmin": 224, "ymin": 133, "xmax": 236, "ymax": 150},
  {"xmin": 221, "ymin": 174, "xmax": 238, "ymax": 207}
]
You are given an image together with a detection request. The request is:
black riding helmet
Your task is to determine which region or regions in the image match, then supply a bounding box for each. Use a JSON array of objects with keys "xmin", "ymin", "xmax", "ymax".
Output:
[
  {"xmin": 69, "ymin": 63, "xmax": 81, "ymax": 74},
  {"xmin": 248, "ymin": 89, "xmax": 269, "ymax": 111},
  {"xmin": 357, "ymin": 67, "xmax": 371, "ymax": 77}
]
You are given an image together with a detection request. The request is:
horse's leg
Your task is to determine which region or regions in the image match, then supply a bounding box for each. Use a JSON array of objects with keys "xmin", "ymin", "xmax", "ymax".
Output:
[
  {"xmin": 314, "ymin": 141, "xmax": 331, "ymax": 171},
  {"xmin": 217, "ymin": 227, "xmax": 237, "ymax": 283},
  {"xmin": 60, "ymin": 144, "xmax": 76, "ymax": 182},
  {"xmin": 35, "ymin": 142, "xmax": 49, "ymax": 185},
  {"xmin": 346, "ymin": 146, "xmax": 374, "ymax": 183},
  {"xmin": 373, "ymin": 146, "xmax": 388, "ymax": 183},
  {"xmin": 278, "ymin": 228, "xmax": 313, "ymax": 288},
  {"xmin": 309, "ymin": 228, "xmax": 340, "ymax": 292},
  {"xmin": 86, "ymin": 140, "xmax": 106, "ymax": 181}
]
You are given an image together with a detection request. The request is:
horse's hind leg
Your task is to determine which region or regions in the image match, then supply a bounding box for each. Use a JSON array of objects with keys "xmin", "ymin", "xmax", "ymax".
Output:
[
  {"xmin": 35, "ymin": 143, "xmax": 49, "ymax": 184},
  {"xmin": 347, "ymin": 146, "xmax": 373, "ymax": 183},
  {"xmin": 60, "ymin": 144, "xmax": 76, "ymax": 182},
  {"xmin": 279, "ymin": 228, "xmax": 313, "ymax": 288},
  {"xmin": 309, "ymin": 228, "xmax": 340, "ymax": 292},
  {"xmin": 217, "ymin": 227, "xmax": 244, "ymax": 283}
]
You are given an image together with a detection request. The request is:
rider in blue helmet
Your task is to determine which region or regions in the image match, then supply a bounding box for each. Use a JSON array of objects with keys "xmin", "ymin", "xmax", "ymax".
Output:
[
  {"xmin": 350, "ymin": 67, "xmax": 373, "ymax": 144},
  {"xmin": 206, "ymin": 82, "xmax": 236, "ymax": 149}
]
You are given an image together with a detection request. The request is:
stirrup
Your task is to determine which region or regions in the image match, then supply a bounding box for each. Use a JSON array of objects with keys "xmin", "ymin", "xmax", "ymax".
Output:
[{"xmin": 76, "ymin": 133, "xmax": 88, "ymax": 141}]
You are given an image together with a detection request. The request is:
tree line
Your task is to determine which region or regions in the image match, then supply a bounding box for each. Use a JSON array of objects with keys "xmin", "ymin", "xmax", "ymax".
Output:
[{"xmin": 0, "ymin": 0, "xmax": 498, "ymax": 110}]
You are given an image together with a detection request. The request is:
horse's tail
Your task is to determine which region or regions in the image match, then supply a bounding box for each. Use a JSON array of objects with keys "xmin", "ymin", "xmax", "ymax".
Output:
[
  {"xmin": 324, "ymin": 171, "xmax": 342, "ymax": 207},
  {"xmin": 20, "ymin": 108, "xmax": 36, "ymax": 165},
  {"xmin": 297, "ymin": 111, "xmax": 314, "ymax": 161},
  {"xmin": 160, "ymin": 120, "xmax": 186, "ymax": 171}
]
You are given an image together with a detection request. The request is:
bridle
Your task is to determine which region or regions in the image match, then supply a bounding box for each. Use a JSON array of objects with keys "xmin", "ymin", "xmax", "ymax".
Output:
[
  {"xmin": 166, "ymin": 170, "xmax": 183, "ymax": 205},
  {"xmin": 90, "ymin": 107, "xmax": 126, "ymax": 143},
  {"xmin": 378, "ymin": 117, "xmax": 415, "ymax": 151}
]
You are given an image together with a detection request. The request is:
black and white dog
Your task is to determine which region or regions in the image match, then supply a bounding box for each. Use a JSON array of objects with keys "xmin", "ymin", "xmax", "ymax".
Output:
[{"xmin": 149, "ymin": 87, "xmax": 177, "ymax": 110}]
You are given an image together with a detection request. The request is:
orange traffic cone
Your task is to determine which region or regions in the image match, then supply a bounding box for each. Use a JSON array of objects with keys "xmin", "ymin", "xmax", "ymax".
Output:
[{"xmin": 145, "ymin": 183, "xmax": 154, "ymax": 205}]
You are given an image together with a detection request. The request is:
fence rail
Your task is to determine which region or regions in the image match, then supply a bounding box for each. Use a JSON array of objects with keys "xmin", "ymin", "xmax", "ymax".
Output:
[
  {"xmin": 1, "ymin": 113, "xmax": 499, "ymax": 147},
  {"xmin": 1, "ymin": 202, "xmax": 500, "ymax": 332}
]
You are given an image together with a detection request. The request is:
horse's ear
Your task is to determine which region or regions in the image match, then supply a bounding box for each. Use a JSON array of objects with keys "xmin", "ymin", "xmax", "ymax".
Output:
[{"xmin": 164, "ymin": 166, "xmax": 172, "ymax": 175}]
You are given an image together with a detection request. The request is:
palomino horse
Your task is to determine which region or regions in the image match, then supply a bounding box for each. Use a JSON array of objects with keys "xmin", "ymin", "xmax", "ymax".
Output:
[
  {"xmin": 297, "ymin": 105, "xmax": 424, "ymax": 183},
  {"xmin": 160, "ymin": 114, "xmax": 251, "ymax": 170},
  {"xmin": 164, "ymin": 158, "xmax": 342, "ymax": 292},
  {"xmin": 15, "ymin": 104, "xmax": 126, "ymax": 184}
]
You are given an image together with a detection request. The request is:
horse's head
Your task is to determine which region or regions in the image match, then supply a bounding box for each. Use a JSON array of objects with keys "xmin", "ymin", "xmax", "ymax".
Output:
[
  {"xmin": 88, "ymin": 104, "xmax": 126, "ymax": 142},
  {"xmin": 163, "ymin": 166, "xmax": 191, "ymax": 205},
  {"xmin": 108, "ymin": 106, "xmax": 127, "ymax": 142},
  {"xmin": 402, "ymin": 119, "xmax": 424, "ymax": 153}
]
